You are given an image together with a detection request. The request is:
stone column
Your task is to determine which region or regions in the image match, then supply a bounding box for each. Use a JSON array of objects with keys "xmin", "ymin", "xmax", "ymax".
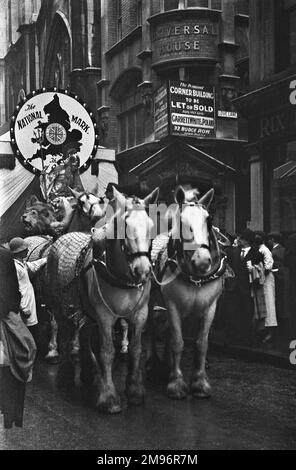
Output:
[{"xmin": 248, "ymin": 145, "xmax": 264, "ymax": 231}]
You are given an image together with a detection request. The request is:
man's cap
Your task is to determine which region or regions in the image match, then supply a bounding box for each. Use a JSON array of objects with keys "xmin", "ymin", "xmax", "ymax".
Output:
[{"xmin": 9, "ymin": 237, "xmax": 28, "ymax": 254}]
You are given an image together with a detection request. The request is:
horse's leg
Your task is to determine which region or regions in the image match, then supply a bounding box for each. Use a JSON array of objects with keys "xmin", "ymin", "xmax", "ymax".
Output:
[
  {"xmin": 79, "ymin": 318, "xmax": 98, "ymax": 387},
  {"xmin": 70, "ymin": 316, "xmax": 81, "ymax": 362},
  {"xmin": 166, "ymin": 302, "xmax": 188, "ymax": 400},
  {"xmin": 45, "ymin": 311, "xmax": 60, "ymax": 364},
  {"xmin": 56, "ymin": 315, "xmax": 76, "ymax": 390},
  {"xmin": 191, "ymin": 302, "xmax": 216, "ymax": 398},
  {"xmin": 120, "ymin": 319, "xmax": 129, "ymax": 354},
  {"xmin": 126, "ymin": 306, "xmax": 148, "ymax": 406},
  {"xmin": 95, "ymin": 312, "xmax": 121, "ymax": 414}
]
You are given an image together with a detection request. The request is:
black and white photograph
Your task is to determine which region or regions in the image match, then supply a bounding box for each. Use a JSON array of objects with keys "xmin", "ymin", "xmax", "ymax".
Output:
[{"xmin": 0, "ymin": 0, "xmax": 296, "ymax": 454}]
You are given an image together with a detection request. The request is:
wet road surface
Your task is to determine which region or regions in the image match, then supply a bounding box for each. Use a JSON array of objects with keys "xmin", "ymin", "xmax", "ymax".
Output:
[{"xmin": 1, "ymin": 348, "xmax": 296, "ymax": 450}]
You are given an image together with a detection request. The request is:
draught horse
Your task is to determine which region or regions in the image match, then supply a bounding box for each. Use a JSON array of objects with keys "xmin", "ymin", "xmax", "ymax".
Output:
[
  {"xmin": 48, "ymin": 187, "xmax": 159, "ymax": 414},
  {"xmin": 155, "ymin": 186, "xmax": 226, "ymax": 399}
]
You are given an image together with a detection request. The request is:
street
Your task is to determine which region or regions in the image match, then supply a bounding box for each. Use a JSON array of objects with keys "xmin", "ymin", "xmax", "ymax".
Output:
[{"xmin": 1, "ymin": 347, "xmax": 296, "ymax": 450}]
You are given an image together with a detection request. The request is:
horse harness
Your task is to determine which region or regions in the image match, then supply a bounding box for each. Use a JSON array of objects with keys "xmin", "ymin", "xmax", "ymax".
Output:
[
  {"xmin": 77, "ymin": 192, "xmax": 105, "ymax": 220},
  {"xmin": 81, "ymin": 206, "xmax": 152, "ymax": 318},
  {"xmin": 153, "ymin": 202, "xmax": 226, "ymax": 288}
]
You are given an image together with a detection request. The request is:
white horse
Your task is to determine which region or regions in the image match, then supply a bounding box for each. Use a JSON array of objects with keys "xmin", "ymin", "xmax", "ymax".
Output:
[{"xmin": 154, "ymin": 186, "xmax": 226, "ymax": 399}]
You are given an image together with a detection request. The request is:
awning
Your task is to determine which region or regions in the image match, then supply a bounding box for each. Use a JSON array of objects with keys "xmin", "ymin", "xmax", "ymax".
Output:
[
  {"xmin": 184, "ymin": 143, "xmax": 236, "ymax": 174},
  {"xmin": 273, "ymin": 161, "xmax": 296, "ymax": 180},
  {"xmin": 0, "ymin": 131, "xmax": 15, "ymax": 169},
  {"xmin": 129, "ymin": 142, "xmax": 236, "ymax": 175},
  {"xmin": 129, "ymin": 146, "xmax": 170, "ymax": 174}
]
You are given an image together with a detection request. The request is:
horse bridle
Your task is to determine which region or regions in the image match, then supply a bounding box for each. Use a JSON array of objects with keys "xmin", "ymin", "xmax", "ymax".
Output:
[
  {"xmin": 178, "ymin": 202, "xmax": 212, "ymax": 254},
  {"xmin": 121, "ymin": 206, "xmax": 152, "ymax": 264},
  {"xmin": 77, "ymin": 192, "xmax": 105, "ymax": 219}
]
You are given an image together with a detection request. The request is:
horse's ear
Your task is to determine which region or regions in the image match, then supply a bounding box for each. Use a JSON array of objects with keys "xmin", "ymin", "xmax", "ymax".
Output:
[
  {"xmin": 113, "ymin": 187, "xmax": 126, "ymax": 210},
  {"xmin": 198, "ymin": 188, "xmax": 214, "ymax": 209},
  {"xmin": 25, "ymin": 194, "xmax": 39, "ymax": 208},
  {"xmin": 68, "ymin": 187, "xmax": 83, "ymax": 199},
  {"xmin": 144, "ymin": 187, "xmax": 159, "ymax": 207},
  {"xmin": 174, "ymin": 186, "xmax": 186, "ymax": 205}
]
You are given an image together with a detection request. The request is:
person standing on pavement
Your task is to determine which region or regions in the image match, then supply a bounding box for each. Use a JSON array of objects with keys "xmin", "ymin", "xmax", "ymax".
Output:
[
  {"xmin": 226, "ymin": 229, "xmax": 264, "ymax": 344},
  {"xmin": 266, "ymin": 232, "xmax": 290, "ymax": 331},
  {"xmin": 9, "ymin": 237, "xmax": 47, "ymax": 343},
  {"xmin": 0, "ymin": 246, "xmax": 36, "ymax": 429},
  {"xmin": 254, "ymin": 232, "xmax": 277, "ymax": 343}
]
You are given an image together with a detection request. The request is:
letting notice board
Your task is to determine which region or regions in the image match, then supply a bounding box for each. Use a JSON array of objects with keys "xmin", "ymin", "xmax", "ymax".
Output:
[
  {"xmin": 169, "ymin": 81, "xmax": 216, "ymax": 138},
  {"xmin": 154, "ymin": 81, "xmax": 216, "ymax": 139},
  {"xmin": 154, "ymin": 84, "xmax": 169, "ymax": 140}
]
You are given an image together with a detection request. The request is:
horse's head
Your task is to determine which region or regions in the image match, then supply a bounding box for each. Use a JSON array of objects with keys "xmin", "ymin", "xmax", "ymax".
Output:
[
  {"xmin": 113, "ymin": 187, "xmax": 159, "ymax": 284},
  {"xmin": 69, "ymin": 188, "xmax": 107, "ymax": 223},
  {"xmin": 174, "ymin": 186, "xmax": 214, "ymax": 276},
  {"xmin": 21, "ymin": 195, "xmax": 57, "ymax": 234}
]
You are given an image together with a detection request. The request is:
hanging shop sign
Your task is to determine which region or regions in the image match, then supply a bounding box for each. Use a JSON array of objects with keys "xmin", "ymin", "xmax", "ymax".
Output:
[
  {"xmin": 10, "ymin": 88, "xmax": 99, "ymax": 176},
  {"xmin": 154, "ymin": 83, "xmax": 169, "ymax": 140},
  {"xmin": 168, "ymin": 81, "xmax": 216, "ymax": 138}
]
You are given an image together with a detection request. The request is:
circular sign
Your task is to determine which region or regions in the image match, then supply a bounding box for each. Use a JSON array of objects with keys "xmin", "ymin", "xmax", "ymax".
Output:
[
  {"xmin": 45, "ymin": 123, "xmax": 67, "ymax": 145},
  {"xmin": 10, "ymin": 88, "xmax": 99, "ymax": 175}
]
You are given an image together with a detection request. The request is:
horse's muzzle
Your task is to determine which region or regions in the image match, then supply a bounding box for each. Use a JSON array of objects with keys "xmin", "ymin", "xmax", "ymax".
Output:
[
  {"xmin": 191, "ymin": 248, "xmax": 212, "ymax": 274},
  {"xmin": 130, "ymin": 256, "xmax": 152, "ymax": 284}
]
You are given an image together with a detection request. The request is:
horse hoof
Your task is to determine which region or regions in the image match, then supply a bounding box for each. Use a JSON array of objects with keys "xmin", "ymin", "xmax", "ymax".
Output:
[
  {"xmin": 45, "ymin": 353, "xmax": 60, "ymax": 364},
  {"xmin": 191, "ymin": 379, "xmax": 212, "ymax": 399},
  {"xmin": 96, "ymin": 395, "xmax": 122, "ymax": 414},
  {"xmin": 167, "ymin": 379, "xmax": 188, "ymax": 400},
  {"xmin": 96, "ymin": 393, "xmax": 122, "ymax": 415}
]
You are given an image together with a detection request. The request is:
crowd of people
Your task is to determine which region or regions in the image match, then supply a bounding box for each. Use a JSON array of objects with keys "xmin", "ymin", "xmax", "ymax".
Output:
[{"xmin": 219, "ymin": 229, "xmax": 295, "ymax": 345}]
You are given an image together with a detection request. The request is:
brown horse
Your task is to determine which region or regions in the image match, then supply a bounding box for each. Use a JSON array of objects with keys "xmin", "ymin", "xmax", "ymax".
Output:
[
  {"xmin": 25, "ymin": 193, "xmax": 108, "ymax": 363},
  {"xmin": 153, "ymin": 186, "xmax": 226, "ymax": 399},
  {"xmin": 47, "ymin": 187, "xmax": 159, "ymax": 413}
]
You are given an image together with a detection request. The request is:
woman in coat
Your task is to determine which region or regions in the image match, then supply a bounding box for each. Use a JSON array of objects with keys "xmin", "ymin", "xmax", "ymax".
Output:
[{"xmin": 254, "ymin": 232, "xmax": 277, "ymax": 343}]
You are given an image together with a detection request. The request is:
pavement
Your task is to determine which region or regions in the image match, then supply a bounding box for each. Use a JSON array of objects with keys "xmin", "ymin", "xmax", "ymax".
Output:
[
  {"xmin": 208, "ymin": 330, "xmax": 294, "ymax": 369},
  {"xmin": 1, "ymin": 348, "xmax": 296, "ymax": 450}
]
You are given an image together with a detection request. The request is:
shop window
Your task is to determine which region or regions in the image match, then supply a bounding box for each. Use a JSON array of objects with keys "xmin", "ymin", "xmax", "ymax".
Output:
[{"xmin": 275, "ymin": 0, "xmax": 296, "ymax": 71}]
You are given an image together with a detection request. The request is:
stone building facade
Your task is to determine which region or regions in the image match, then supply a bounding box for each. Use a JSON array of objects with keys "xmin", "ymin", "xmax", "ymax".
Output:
[
  {"xmin": 0, "ymin": 0, "xmax": 102, "ymax": 123},
  {"xmin": 99, "ymin": 0, "xmax": 250, "ymax": 234},
  {"xmin": 236, "ymin": 0, "xmax": 296, "ymax": 236}
]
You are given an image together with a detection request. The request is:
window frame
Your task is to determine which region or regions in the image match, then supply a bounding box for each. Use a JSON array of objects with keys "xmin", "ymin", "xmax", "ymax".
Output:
[
  {"xmin": 117, "ymin": 0, "xmax": 123, "ymax": 41},
  {"xmin": 159, "ymin": 0, "xmax": 222, "ymax": 11},
  {"xmin": 136, "ymin": 0, "xmax": 142, "ymax": 25},
  {"xmin": 275, "ymin": 0, "xmax": 296, "ymax": 71}
]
